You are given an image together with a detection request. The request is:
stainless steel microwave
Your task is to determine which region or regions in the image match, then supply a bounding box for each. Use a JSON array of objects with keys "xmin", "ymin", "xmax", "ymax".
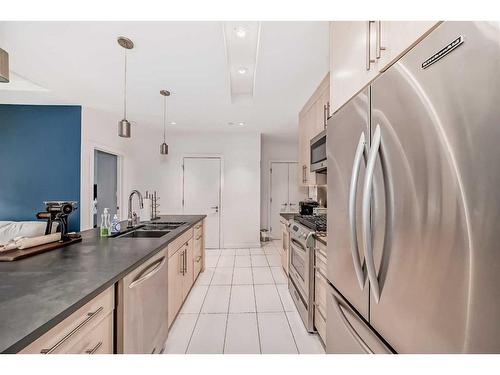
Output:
[{"xmin": 310, "ymin": 130, "xmax": 327, "ymax": 172}]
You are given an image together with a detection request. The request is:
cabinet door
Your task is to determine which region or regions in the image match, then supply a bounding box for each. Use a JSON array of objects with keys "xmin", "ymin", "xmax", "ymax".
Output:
[
  {"xmin": 303, "ymin": 107, "xmax": 317, "ymax": 185},
  {"xmin": 377, "ymin": 21, "xmax": 440, "ymax": 71},
  {"xmin": 298, "ymin": 112, "xmax": 308, "ymax": 186},
  {"xmin": 182, "ymin": 240, "xmax": 194, "ymax": 300},
  {"xmin": 168, "ymin": 249, "xmax": 184, "ymax": 328},
  {"xmin": 330, "ymin": 21, "xmax": 379, "ymax": 113}
]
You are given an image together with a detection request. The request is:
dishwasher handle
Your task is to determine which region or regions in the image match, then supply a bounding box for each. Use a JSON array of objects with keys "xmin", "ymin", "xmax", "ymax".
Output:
[{"xmin": 128, "ymin": 256, "xmax": 166, "ymax": 289}]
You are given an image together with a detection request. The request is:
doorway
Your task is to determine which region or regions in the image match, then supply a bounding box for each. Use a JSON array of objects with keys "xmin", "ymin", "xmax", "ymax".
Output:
[
  {"xmin": 269, "ymin": 161, "xmax": 305, "ymax": 239},
  {"xmin": 182, "ymin": 157, "xmax": 222, "ymax": 248},
  {"xmin": 93, "ymin": 150, "xmax": 119, "ymax": 228}
]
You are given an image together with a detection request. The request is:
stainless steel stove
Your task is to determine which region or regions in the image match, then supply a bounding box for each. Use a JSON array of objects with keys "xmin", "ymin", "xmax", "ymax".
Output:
[
  {"xmin": 294, "ymin": 214, "xmax": 327, "ymax": 233},
  {"xmin": 288, "ymin": 219, "xmax": 317, "ymax": 333}
]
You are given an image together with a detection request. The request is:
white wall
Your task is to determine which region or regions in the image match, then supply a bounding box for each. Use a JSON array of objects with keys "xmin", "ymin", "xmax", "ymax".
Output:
[
  {"xmin": 80, "ymin": 107, "xmax": 135, "ymax": 230},
  {"xmin": 80, "ymin": 107, "xmax": 261, "ymax": 247},
  {"xmin": 260, "ymin": 134, "xmax": 305, "ymax": 230}
]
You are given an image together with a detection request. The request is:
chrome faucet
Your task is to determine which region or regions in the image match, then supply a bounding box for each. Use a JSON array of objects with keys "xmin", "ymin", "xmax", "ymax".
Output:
[{"xmin": 127, "ymin": 190, "xmax": 144, "ymax": 228}]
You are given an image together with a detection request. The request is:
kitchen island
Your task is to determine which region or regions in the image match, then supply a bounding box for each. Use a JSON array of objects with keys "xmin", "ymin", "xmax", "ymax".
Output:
[{"xmin": 0, "ymin": 215, "xmax": 205, "ymax": 354}]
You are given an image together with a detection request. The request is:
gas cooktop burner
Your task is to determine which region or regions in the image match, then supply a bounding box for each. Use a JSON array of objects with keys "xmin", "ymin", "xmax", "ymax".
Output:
[{"xmin": 294, "ymin": 214, "xmax": 327, "ymax": 233}]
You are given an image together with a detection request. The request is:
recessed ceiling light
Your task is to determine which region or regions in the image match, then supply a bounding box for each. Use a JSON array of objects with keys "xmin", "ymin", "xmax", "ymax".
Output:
[
  {"xmin": 238, "ymin": 122, "xmax": 245, "ymax": 126},
  {"xmin": 170, "ymin": 121, "xmax": 176, "ymax": 125},
  {"xmin": 237, "ymin": 67, "xmax": 247, "ymax": 75},
  {"xmin": 234, "ymin": 26, "xmax": 247, "ymax": 38}
]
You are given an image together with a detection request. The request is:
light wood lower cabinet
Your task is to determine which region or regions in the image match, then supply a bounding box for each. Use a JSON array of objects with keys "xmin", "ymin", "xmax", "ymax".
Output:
[
  {"xmin": 314, "ymin": 239, "xmax": 328, "ymax": 344},
  {"xmin": 280, "ymin": 217, "xmax": 289, "ymax": 276},
  {"xmin": 168, "ymin": 246, "xmax": 185, "ymax": 328},
  {"xmin": 20, "ymin": 286, "xmax": 114, "ymax": 354},
  {"xmin": 168, "ymin": 220, "xmax": 205, "ymax": 328},
  {"xmin": 193, "ymin": 221, "xmax": 204, "ymax": 278}
]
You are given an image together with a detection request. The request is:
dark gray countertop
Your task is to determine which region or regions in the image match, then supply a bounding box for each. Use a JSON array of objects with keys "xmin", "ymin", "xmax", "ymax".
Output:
[{"xmin": 0, "ymin": 214, "xmax": 205, "ymax": 354}]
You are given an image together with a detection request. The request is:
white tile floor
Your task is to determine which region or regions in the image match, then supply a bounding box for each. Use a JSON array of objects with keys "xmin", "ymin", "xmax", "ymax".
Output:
[{"xmin": 164, "ymin": 240, "xmax": 325, "ymax": 354}]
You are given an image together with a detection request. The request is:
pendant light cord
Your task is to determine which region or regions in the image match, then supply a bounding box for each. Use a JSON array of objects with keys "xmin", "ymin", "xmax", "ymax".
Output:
[
  {"xmin": 163, "ymin": 95, "xmax": 167, "ymax": 142},
  {"xmin": 123, "ymin": 50, "xmax": 127, "ymax": 119}
]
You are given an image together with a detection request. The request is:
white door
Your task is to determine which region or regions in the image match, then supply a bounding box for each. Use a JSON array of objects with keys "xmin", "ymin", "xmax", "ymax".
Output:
[
  {"xmin": 183, "ymin": 157, "xmax": 221, "ymax": 248},
  {"xmin": 270, "ymin": 162, "xmax": 289, "ymax": 239},
  {"xmin": 287, "ymin": 163, "xmax": 301, "ymax": 213}
]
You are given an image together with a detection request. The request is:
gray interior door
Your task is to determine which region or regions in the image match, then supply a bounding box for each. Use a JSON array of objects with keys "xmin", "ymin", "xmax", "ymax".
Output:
[
  {"xmin": 94, "ymin": 150, "xmax": 118, "ymax": 227},
  {"xmin": 367, "ymin": 22, "xmax": 497, "ymax": 353},
  {"xmin": 326, "ymin": 88, "xmax": 370, "ymax": 320}
]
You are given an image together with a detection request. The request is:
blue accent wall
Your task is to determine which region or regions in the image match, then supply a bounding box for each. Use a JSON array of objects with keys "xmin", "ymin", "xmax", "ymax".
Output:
[{"xmin": 0, "ymin": 104, "xmax": 81, "ymax": 231}]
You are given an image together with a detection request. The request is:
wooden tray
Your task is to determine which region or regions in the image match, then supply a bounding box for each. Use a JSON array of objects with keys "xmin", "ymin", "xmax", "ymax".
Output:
[{"xmin": 0, "ymin": 236, "xmax": 82, "ymax": 262}]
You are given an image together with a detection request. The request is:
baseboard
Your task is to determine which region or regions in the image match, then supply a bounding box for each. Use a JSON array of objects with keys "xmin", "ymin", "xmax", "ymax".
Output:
[{"xmin": 222, "ymin": 242, "xmax": 262, "ymax": 249}]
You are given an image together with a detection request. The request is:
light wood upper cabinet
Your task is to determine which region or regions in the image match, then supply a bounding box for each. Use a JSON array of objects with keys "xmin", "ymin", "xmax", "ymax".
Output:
[
  {"xmin": 329, "ymin": 21, "xmax": 440, "ymax": 114},
  {"xmin": 298, "ymin": 73, "xmax": 329, "ymax": 187},
  {"xmin": 330, "ymin": 21, "xmax": 379, "ymax": 114},
  {"xmin": 377, "ymin": 21, "xmax": 440, "ymax": 72}
]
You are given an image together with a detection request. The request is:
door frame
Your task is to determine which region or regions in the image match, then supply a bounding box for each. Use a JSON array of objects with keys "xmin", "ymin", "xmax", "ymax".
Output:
[
  {"xmin": 89, "ymin": 143, "xmax": 123, "ymax": 228},
  {"xmin": 181, "ymin": 154, "xmax": 224, "ymax": 248},
  {"xmin": 268, "ymin": 160, "xmax": 298, "ymax": 239}
]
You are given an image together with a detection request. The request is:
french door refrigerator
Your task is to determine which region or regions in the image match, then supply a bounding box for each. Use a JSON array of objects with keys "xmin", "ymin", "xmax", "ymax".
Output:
[{"xmin": 326, "ymin": 21, "xmax": 500, "ymax": 353}]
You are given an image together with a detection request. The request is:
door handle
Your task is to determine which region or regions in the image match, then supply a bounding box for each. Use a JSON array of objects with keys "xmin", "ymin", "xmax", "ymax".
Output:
[
  {"xmin": 375, "ymin": 21, "xmax": 386, "ymax": 59},
  {"xmin": 366, "ymin": 21, "xmax": 376, "ymax": 70},
  {"xmin": 348, "ymin": 132, "xmax": 368, "ymax": 290},
  {"xmin": 129, "ymin": 256, "xmax": 166, "ymax": 289},
  {"xmin": 330, "ymin": 292, "xmax": 374, "ymax": 354},
  {"xmin": 362, "ymin": 124, "xmax": 381, "ymax": 303}
]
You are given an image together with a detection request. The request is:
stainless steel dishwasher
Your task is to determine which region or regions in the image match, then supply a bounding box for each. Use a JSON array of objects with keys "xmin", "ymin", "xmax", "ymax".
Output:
[{"xmin": 116, "ymin": 248, "xmax": 168, "ymax": 354}]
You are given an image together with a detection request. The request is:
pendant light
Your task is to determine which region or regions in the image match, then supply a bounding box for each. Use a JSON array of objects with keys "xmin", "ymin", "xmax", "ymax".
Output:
[
  {"xmin": 117, "ymin": 36, "xmax": 134, "ymax": 138},
  {"xmin": 160, "ymin": 89, "xmax": 170, "ymax": 155}
]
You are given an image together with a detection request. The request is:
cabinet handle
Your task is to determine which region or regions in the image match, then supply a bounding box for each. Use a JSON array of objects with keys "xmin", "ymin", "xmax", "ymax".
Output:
[
  {"xmin": 323, "ymin": 104, "xmax": 328, "ymax": 128},
  {"xmin": 195, "ymin": 255, "xmax": 202, "ymax": 263},
  {"xmin": 183, "ymin": 249, "xmax": 187, "ymax": 274},
  {"xmin": 302, "ymin": 165, "xmax": 307, "ymax": 183},
  {"xmin": 366, "ymin": 21, "xmax": 376, "ymax": 71},
  {"xmin": 196, "ymin": 235, "xmax": 202, "ymax": 240},
  {"xmin": 195, "ymin": 224, "xmax": 202, "ymax": 229},
  {"xmin": 376, "ymin": 21, "xmax": 386, "ymax": 59},
  {"xmin": 129, "ymin": 257, "xmax": 166, "ymax": 289},
  {"xmin": 180, "ymin": 250, "xmax": 185, "ymax": 275},
  {"xmin": 40, "ymin": 306, "xmax": 104, "ymax": 354},
  {"xmin": 85, "ymin": 341, "xmax": 102, "ymax": 354}
]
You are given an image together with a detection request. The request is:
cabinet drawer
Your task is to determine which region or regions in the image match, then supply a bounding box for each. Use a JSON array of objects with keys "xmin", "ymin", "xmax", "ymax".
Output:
[
  {"xmin": 193, "ymin": 220, "xmax": 203, "ymax": 239},
  {"xmin": 20, "ymin": 286, "xmax": 114, "ymax": 354},
  {"xmin": 64, "ymin": 312, "xmax": 113, "ymax": 354},
  {"xmin": 315, "ymin": 270, "xmax": 328, "ymax": 318},
  {"xmin": 315, "ymin": 304, "xmax": 327, "ymax": 344},
  {"xmin": 168, "ymin": 228, "xmax": 193, "ymax": 258}
]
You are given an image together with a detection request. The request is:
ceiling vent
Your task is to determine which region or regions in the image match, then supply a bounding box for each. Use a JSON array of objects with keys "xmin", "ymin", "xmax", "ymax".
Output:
[{"xmin": 223, "ymin": 22, "xmax": 261, "ymax": 104}]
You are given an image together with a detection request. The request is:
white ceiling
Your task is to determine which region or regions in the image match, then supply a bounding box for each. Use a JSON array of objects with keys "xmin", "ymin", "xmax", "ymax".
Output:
[{"xmin": 0, "ymin": 21, "xmax": 329, "ymax": 139}]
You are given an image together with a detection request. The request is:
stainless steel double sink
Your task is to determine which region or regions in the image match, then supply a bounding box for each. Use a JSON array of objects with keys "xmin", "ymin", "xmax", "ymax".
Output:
[{"xmin": 112, "ymin": 221, "xmax": 187, "ymax": 238}]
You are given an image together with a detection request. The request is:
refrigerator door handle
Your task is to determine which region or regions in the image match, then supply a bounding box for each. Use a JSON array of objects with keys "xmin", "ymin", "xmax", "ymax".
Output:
[
  {"xmin": 330, "ymin": 292, "xmax": 374, "ymax": 354},
  {"xmin": 348, "ymin": 131, "xmax": 368, "ymax": 290},
  {"xmin": 362, "ymin": 124, "xmax": 382, "ymax": 303}
]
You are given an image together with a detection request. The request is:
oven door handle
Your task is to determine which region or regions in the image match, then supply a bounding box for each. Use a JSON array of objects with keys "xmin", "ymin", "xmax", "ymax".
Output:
[{"xmin": 290, "ymin": 238, "xmax": 307, "ymax": 252}]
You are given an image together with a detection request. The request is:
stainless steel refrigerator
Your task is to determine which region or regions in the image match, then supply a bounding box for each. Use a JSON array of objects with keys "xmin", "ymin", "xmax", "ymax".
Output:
[{"xmin": 326, "ymin": 21, "xmax": 500, "ymax": 354}]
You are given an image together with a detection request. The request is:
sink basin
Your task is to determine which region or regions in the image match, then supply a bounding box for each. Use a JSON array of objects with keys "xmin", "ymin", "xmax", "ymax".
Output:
[
  {"xmin": 144, "ymin": 221, "xmax": 186, "ymax": 230},
  {"xmin": 118, "ymin": 230, "xmax": 170, "ymax": 238}
]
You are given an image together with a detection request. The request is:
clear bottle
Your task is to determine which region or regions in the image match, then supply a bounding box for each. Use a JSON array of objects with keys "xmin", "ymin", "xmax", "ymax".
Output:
[{"xmin": 100, "ymin": 213, "xmax": 109, "ymax": 237}]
